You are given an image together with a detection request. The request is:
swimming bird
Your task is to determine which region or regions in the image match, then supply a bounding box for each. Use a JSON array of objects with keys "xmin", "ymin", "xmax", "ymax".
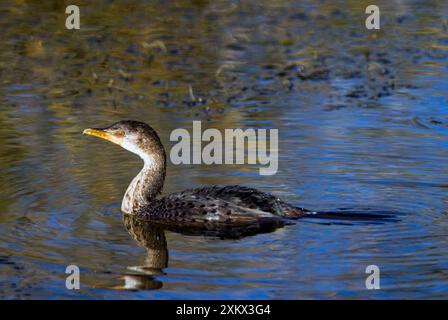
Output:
[{"xmin": 83, "ymin": 120, "xmax": 309, "ymax": 235}]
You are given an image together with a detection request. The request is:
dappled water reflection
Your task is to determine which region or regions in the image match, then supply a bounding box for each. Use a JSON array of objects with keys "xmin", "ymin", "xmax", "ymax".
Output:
[{"xmin": 0, "ymin": 0, "xmax": 448, "ymax": 298}]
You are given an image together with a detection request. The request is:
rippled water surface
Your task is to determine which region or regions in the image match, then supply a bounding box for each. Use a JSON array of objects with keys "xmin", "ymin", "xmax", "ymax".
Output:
[{"xmin": 1, "ymin": 0, "xmax": 448, "ymax": 299}]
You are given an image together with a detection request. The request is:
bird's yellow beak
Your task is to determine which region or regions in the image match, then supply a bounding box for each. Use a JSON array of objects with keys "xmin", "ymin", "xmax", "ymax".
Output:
[{"xmin": 83, "ymin": 128, "xmax": 123, "ymax": 145}]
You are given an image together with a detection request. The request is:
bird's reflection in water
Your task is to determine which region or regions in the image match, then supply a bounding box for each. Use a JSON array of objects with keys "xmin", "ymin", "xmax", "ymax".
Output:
[
  {"xmin": 112, "ymin": 212, "xmax": 286, "ymax": 291},
  {"xmin": 111, "ymin": 214, "xmax": 168, "ymax": 291}
]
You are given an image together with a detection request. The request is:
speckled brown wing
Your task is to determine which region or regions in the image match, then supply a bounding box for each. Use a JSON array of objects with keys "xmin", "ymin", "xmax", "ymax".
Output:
[
  {"xmin": 133, "ymin": 185, "xmax": 307, "ymax": 237},
  {"xmin": 134, "ymin": 191, "xmax": 290, "ymax": 236},
  {"xmin": 138, "ymin": 193, "xmax": 275, "ymax": 222}
]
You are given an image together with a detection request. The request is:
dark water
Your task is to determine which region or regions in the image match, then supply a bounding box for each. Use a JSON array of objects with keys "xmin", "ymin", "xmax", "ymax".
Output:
[{"xmin": 1, "ymin": 0, "xmax": 448, "ymax": 299}]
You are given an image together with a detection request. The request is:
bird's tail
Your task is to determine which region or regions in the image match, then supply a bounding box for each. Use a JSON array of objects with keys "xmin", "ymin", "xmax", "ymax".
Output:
[
  {"xmin": 301, "ymin": 209, "xmax": 401, "ymax": 224},
  {"xmin": 280, "ymin": 202, "xmax": 401, "ymax": 224}
]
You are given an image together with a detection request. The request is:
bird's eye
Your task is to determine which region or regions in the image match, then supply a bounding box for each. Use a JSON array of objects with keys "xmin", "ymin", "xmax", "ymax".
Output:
[
  {"xmin": 115, "ymin": 129, "xmax": 125, "ymax": 137},
  {"xmin": 108, "ymin": 128, "xmax": 125, "ymax": 137}
]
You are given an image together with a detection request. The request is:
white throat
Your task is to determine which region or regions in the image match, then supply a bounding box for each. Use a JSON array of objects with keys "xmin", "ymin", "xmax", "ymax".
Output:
[{"xmin": 122, "ymin": 140, "xmax": 153, "ymax": 164}]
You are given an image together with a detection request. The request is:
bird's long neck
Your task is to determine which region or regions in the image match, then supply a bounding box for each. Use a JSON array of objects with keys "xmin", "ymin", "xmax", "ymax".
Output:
[{"xmin": 121, "ymin": 152, "xmax": 166, "ymax": 214}]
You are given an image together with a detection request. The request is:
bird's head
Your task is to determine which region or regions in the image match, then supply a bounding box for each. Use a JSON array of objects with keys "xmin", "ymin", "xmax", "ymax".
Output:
[{"xmin": 83, "ymin": 120, "xmax": 165, "ymax": 163}]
